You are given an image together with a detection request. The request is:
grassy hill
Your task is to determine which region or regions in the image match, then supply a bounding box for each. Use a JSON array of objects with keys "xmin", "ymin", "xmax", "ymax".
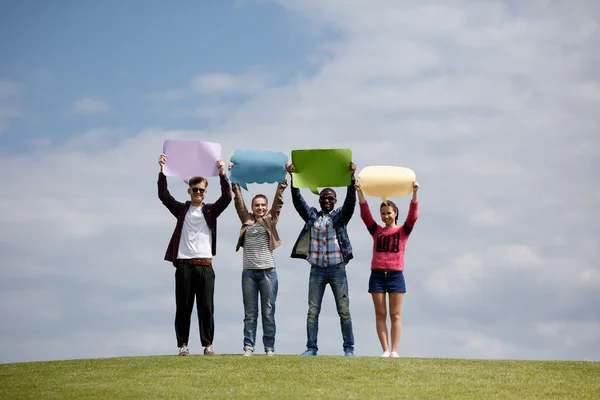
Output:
[{"xmin": 1, "ymin": 355, "xmax": 598, "ymax": 399}]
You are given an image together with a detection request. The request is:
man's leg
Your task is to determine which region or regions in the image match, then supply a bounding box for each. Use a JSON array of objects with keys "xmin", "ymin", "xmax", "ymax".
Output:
[
  {"xmin": 259, "ymin": 268, "xmax": 278, "ymax": 353},
  {"xmin": 303, "ymin": 266, "xmax": 327, "ymax": 354},
  {"xmin": 196, "ymin": 264, "xmax": 215, "ymax": 350},
  {"xmin": 242, "ymin": 269, "xmax": 259, "ymax": 354},
  {"xmin": 330, "ymin": 263, "xmax": 354, "ymax": 355},
  {"xmin": 174, "ymin": 264, "xmax": 195, "ymax": 352}
]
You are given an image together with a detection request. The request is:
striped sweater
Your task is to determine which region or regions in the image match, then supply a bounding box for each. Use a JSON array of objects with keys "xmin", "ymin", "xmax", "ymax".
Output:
[{"xmin": 242, "ymin": 224, "xmax": 276, "ymax": 269}]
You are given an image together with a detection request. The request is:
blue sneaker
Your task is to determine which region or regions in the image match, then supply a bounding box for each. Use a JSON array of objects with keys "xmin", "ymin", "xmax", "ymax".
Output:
[
  {"xmin": 344, "ymin": 349, "xmax": 355, "ymax": 357},
  {"xmin": 300, "ymin": 349, "xmax": 317, "ymax": 356}
]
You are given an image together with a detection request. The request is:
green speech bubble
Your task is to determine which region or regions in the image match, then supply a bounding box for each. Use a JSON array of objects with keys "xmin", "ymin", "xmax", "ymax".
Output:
[{"xmin": 291, "ymin": 148, "xmax": 353, "ymax": 194}]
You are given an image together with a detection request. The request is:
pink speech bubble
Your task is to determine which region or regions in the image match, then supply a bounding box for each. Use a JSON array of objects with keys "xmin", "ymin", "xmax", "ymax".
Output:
[{"xmin": 162, "ymin": 140, "xmax": 221, "ymax": 180}]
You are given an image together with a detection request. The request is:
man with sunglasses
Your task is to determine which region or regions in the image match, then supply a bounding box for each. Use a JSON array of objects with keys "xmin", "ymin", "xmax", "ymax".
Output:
[
  {"xmin": 286, "ymin": 162, "xmax": 357, "ymax": 357},
  {"xmin": 157, "ymin": 153, "xmax": 232, "ymax": 357}
]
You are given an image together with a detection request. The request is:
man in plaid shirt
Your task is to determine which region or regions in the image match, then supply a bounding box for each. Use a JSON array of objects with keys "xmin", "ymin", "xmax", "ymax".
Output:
[
  {"xmin": 287, "ymin": 162, "xmax": 357, "ymax": 357},
  {"xmin": 157, "ymin": 153, "xmax": 232, "ymax": 357}
]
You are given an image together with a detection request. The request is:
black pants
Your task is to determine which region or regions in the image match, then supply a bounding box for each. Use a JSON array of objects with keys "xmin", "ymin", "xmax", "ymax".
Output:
[{"xmin": 174, "ymin": 263, "xmax": 215, "ymax": 347}]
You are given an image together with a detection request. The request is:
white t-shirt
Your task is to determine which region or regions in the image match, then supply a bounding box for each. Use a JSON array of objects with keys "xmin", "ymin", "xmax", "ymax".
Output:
[{"xmin": 177, "ymin": 205, "xmax": 212, "ymax": 259}]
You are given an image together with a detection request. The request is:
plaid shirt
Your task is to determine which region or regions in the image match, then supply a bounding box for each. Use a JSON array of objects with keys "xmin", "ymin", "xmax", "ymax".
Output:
[
  {"xmin": 158, "ymin": 172, "xmax": 232, "ymax": 265},
  {"xmin": 290, "ymin": 180, "xmax": 356, "ymax": 266},
  {"xmin": 307, "ymin": 214, "xmax": 343, "ymax": 266}
]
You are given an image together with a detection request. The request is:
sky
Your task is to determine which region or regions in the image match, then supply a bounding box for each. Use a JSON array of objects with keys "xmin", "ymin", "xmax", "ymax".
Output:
[{"xmin": 0, "ymin": 0, "xmax": 598, "ymax": 364}]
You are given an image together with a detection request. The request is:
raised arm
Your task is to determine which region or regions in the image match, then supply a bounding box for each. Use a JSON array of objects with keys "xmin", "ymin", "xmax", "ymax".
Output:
[
  {"xmin": 231, "ymin": 183, "xmax": 250, "ymax": 223},
  {"xmin": 355, "ymin": 179, "xmax": 378, "ymax": 235},
  {"xmin": 157, "ymin": 153, "xmax": 185, "ymax": 217},
  {"xmin": 287, "ymin": 163, "xmax": 310, "ymax": 221},
  {"xmin": 403, "ymin": 181, "xmax": 419, "ymax": 235},
  {"xmin": 268, "ymin": 174, "xmax": 288, "ymax": 223},
  {"xmin": 228, "ymin": 162, "xmax": 251, "ymax": 223},
  {"xmin": 207, "ymin": 159, "xmax": 232, "ymax": 218},
  {"xmin": 340, "ymin": 162, "xmax": 357, "ymax": 224},
  {"xmin": 356, "ymin": 179, "xmax": 366, "ymax": 205}
]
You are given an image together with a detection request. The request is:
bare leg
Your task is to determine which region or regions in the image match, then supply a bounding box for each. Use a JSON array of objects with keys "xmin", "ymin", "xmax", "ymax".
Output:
[
  {"xmin": 371, "ymin": 293, "xmax": 389, "ymax": 352},
  {"xmin": 389, "ymin": 293, "xmax": 404, "ymax": 353}
]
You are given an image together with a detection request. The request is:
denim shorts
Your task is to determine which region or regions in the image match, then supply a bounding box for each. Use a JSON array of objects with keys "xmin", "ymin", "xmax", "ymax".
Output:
[{"xmin": 368, "ymin": 270, "xmax": 406, "ymax": 293}]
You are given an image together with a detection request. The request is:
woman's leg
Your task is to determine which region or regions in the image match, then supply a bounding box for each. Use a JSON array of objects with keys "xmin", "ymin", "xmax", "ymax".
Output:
[
  {"xmin": 259, "ymin": 269, "xmax": 278, "ymax": 353},
  {"xmin": 371, "ymin": 292, "xmax": 389, "ymax": 353},
  {"xmin": 389, "ymin": 292, "xmax": 405, "ymax": 353},
  {"xmin": 241, "ymin": 270, "xmax": 259, "ymax": 352}
]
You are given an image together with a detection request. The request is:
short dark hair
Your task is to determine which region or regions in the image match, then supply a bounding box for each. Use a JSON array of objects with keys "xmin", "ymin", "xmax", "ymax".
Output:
[
  {"xmin": 188, "ymin": 176, "xmax": 208, "ymax": 187},
  {"xmin": 319, "ymin": 188, "xmax": 337, "ymax": 197},
  {"xmin": 380, "ymin": 200, "xmax": 399, "ymax": 224}
]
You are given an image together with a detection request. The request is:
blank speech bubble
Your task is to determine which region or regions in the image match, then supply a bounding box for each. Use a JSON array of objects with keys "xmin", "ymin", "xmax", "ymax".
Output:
[
  {"xmin": 358, "ymin": 166, "xmax": 416, "ymax": 203},
  {"xmin": 162, "ymin": 140, "xmax": 221, "ymax": 181},
  {"xmin": 230, "ymin": 149, "xmax": 288, "ymax": 190},
  {"xmin": 291, "ymin": 148, "xmax": 353, "ymax": 194}
]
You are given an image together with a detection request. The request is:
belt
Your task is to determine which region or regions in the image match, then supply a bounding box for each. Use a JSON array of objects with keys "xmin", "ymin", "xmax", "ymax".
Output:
[{"xmin": 177, "ymin": 258, "xmax": 212, "ymax": 266}]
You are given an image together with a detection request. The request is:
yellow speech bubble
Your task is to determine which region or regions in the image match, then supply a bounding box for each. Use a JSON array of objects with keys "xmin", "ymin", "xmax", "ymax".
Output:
[{"xmin": 358, "ymin": 166, "xmax": 416, "ymax": 203}]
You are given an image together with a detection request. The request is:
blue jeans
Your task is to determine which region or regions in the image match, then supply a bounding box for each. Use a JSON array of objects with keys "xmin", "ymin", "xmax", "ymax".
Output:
[
  {"xmin": 306, "ymin": 263, "xmax": 354, "ymax": 352},
  {"xmin": 242, "ymin": 268, "xmax": 278, "ymax": 352}
]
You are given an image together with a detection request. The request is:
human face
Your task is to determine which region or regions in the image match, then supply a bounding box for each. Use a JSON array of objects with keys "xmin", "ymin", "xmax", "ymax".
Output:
[
  {"xmin": 380, "ymin": 205, "xmax": 397, "ymax": 228},
  {"xmin": 188, "ymin": 183, "xmax": 207, "ymax": 205},
  {"xmin": 319, "ymin": 190, "xmax": 337, "ymax": 213},
  {"xmin": 252, "ymin": 197, "xmax": 268, "ymax": 217}
]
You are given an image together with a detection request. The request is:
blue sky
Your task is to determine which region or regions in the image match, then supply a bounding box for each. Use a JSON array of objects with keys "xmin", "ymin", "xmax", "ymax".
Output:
[
  {"xmin": 1, "ymin": 0, "xmax": 599, "ymax": 364},
  {"xmin": 1, "ymin": 0, "xmax": 322, "ymax": 150}
]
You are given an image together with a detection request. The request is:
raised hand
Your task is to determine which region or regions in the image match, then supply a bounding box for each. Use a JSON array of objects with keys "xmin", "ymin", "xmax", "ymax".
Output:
[
  {"xmin": 354, "ymin": 179, "xmax": 362, "ymax": 191},
  {"xmin": 349, "ymin": 162, "xmax": 356, "ymax": 176},
  {"xmin": 217, "ymin": 158, "xmax": 225, "ymax": 175},
  {"xmin": 228, "ymin": 162, "xmax": 234, "ymax": 172},
  {"xmin": 158, "ymin": 154, "xmax": 166, "ymax": 171}
]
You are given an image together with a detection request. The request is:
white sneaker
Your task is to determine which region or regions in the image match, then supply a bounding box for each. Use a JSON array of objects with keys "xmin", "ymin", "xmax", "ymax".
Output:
[
  {"xmin": 390, "ymin": 352, "xmax": 399, "ymax": 358},
  {"xmin": 266, "ymin": 350, "xmax": 275, "ymax": 357},
  {"xmin": 178, "ymin": 344, "xmax": 189, "ymax": 356},
  {"xmin": 381, "ymin": 351, "xmax": 390, "ymax": 357},
  {"xmin": 204, "ymin": 344, "xmax": 215, "ymax": 355},
  {"xmin": 243, "ymin": 349, "xmax": 253, "ymax": 357}
]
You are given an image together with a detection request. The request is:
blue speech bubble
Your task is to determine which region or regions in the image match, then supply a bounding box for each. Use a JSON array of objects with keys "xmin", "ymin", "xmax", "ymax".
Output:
[{"xmin": 230, "ymin": 149, "xmax": 288, "ymax": 190}]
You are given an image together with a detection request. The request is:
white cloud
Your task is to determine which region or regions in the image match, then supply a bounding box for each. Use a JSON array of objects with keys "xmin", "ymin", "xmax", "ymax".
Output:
[
  {"xmin": 190, "ymin": 72, "xmax": 268, "ymax": 94},
  {"xmin": 536, "ymin": 322, "xmax": 600, "ymax": 350},
  {"xmin": 68, "ymin": 96, "xmax": 112, "ymax": 115},
  {"xmin": 470, "ymin": 208, "xmax": 509, "ymax": 227},
  {"xmin": 1, "ymin": 0, "xmax": 599, "ymax": 363},
  {"xmin": 462, "ymin": 332, "xmax": 512, "ymax": 359}
]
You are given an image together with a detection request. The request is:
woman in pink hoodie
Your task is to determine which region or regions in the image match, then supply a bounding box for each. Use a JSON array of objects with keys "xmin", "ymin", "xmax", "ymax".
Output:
[{"xmin": 355, "ymin": 180, "xmax": 419, "ymax": 358}]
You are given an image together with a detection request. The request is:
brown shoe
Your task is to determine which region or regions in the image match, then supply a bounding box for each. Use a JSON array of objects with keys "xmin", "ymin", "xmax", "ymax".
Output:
[{"xmin": 204, "ymin": 344, "xmax": 214, "ymax": 355}]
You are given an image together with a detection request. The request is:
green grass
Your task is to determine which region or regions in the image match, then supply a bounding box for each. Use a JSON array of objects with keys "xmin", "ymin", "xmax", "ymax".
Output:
[{"xmin": 1, "ymin": 355, "xmax": 598, "ymax": 399}]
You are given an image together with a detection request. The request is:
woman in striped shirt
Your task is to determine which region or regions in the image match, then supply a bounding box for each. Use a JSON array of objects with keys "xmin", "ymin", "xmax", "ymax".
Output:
[{"xmin": 228, "ymin": 162, "xmax": 290, "ymax": 357}]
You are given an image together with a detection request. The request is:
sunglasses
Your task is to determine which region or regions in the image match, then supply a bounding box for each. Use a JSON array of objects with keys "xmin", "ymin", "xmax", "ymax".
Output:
[
  {"xmin": 320, "ymin": 195, "xmax": 336, "ymax": 202},
  {"xmin": 191, "ymin": 187, "xmax": 206, "ymax": 194}
]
